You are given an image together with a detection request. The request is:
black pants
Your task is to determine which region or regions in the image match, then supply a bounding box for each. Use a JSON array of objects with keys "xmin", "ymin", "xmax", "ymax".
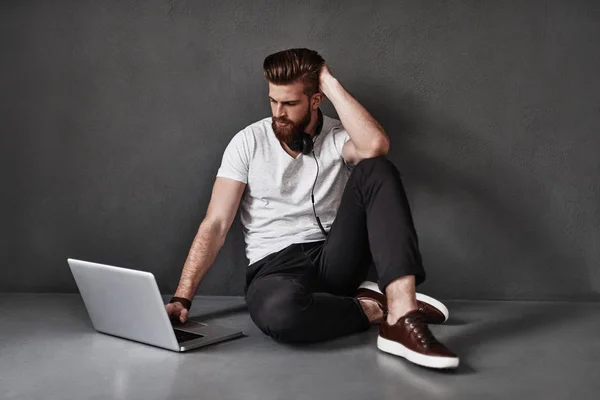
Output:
[{"xmin": 244, "ymin": 156, "xmax": 426, "ymax": 343}]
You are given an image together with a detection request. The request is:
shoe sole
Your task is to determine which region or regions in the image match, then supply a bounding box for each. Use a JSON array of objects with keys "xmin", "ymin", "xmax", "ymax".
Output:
[
  {"xmin": 377, "ymin": 335, "xmax": 460, "ymax": 369},
  {"xmin": 358, "ymin": 281, "xmax": 449, "ymax": 323}
]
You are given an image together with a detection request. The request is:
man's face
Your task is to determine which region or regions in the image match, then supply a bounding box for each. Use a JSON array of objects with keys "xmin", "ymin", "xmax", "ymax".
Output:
[{"xmin": 269, "ymin": 81, "xmax": 313, "ymax": 143}]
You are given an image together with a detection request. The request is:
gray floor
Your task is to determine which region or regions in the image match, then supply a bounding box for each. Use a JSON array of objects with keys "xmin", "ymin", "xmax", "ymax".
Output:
[{"xmin": 1, "ymin": 295, "xmax": 599, "ymax": 400}]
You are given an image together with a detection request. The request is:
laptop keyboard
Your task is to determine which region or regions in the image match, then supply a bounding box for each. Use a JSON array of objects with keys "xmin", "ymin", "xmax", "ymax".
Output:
[{"xmin": 174, "ymin": 329, "xmax": 204, "ymax": 343}]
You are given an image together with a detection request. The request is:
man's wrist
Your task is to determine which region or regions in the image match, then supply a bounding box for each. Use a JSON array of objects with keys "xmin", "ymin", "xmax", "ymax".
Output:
[{"xmin": 169, "ymin": 296, "xmax": 192, "ymax": 310}]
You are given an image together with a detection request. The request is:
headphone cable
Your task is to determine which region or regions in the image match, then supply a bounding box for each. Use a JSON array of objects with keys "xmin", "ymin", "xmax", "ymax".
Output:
[{"xmin": 311, "ymin": 150, "xmax": 328, "ymax": 237}]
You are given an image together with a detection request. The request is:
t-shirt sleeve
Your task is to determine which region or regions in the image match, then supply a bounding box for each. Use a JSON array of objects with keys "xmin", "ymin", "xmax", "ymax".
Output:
[
  {"xmin": 332, "ymin": 126, "xmax": 355, "ymax": 171},
  {"xmin": 216, "ymin": 130, "xmax": 252, "ymax": 184}
]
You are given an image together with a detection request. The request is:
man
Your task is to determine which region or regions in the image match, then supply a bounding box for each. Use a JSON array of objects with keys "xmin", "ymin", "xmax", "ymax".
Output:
[{"xmin": 166, "ymin": 48, "xmax": 459, "ymax": 369}]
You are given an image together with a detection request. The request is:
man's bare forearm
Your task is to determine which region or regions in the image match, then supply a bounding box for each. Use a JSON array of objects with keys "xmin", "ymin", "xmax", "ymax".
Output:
[{"xmin": 174, "ymin": 220, "xmax": 226, "ymax": 300}]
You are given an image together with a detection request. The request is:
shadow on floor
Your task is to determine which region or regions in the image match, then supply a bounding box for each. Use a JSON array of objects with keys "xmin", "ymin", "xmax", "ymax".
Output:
[{"xmin": 444, "ymin": 301, "xmax": 588, "ymax": 374}]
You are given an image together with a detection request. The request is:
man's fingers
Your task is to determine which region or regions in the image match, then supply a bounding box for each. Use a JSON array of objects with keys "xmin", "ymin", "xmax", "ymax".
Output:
[
  {"xmin": 180, "ymin": 308, "xmax": 188, "ymax": 323},
  {"xmin": 166, "ymin": 302, "xmax": 189, "ymax": 322},
  {"xmin": 165, "ymin": 303, "xmax": 173, "ymax": 314}
]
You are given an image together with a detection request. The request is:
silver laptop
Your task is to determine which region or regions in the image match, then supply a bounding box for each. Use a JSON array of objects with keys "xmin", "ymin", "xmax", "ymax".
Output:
[{"xmin": 67, "ymin": 258, "xmax": 244, "ymax": 352}]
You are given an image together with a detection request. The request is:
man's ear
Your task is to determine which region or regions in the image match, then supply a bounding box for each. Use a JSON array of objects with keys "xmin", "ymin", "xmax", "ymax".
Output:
[{"xmin": 311, "ymin": 92, "xmax": 323, "ymax": 110}]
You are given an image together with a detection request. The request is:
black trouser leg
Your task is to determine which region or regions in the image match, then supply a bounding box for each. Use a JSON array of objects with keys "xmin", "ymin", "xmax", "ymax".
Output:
[{"xmin": 314, "ymin": 155, "xmax": 426, "ymax": 295}]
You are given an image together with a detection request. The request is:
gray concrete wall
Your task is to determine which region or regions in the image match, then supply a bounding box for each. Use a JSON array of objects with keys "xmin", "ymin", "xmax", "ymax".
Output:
[{"xmin": 2, "ymin": 0, "xmax": 599, "ymax": 300}]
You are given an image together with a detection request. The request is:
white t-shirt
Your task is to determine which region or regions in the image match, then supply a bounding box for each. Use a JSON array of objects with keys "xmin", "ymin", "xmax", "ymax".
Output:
[{"xmin": 216, "ymin": 114, "xmax": 354, "ymax": 265}]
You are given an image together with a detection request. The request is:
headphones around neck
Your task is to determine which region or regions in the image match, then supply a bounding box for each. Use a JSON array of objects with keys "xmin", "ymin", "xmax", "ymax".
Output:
[{"xmin": 285, "ymin": 108, "xmax": 324, "ymax": 155}]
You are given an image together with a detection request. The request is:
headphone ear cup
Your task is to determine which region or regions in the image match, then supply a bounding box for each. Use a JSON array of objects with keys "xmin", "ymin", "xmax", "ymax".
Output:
[{"xmin": 301, "ymin": 133, "xmax": 313, "ymax": 155}]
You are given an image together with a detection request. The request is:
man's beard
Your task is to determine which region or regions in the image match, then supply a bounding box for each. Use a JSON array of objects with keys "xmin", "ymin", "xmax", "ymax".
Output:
[{"xmin": 271, "ymin": 107, "xmax": 312, "ymax": 144}]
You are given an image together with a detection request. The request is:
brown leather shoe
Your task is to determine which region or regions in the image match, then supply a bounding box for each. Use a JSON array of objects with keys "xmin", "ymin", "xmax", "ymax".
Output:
[
  {"xmin": 356, "ymin": 281, "xmax": 449, "ymax": 324},
  {"xmin": 378, "ymin": 310, "xmax": 459, "ymax": 369}
]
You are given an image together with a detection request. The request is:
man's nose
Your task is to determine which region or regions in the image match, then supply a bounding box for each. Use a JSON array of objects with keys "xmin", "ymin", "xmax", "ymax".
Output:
[{"xmin": 275, "ymin": 105, "xmax": 286, "ymax": 119}]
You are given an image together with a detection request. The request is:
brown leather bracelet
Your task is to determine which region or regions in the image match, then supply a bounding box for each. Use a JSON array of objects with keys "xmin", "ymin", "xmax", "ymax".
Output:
[{"xmin": 169, "ymin": 296, "xmax": 192, "ymax": 310}]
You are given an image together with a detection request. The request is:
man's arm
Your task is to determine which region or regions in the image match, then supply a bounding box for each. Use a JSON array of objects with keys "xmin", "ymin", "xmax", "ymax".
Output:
[
  {"xmin": 167, "ymin": 177, "xmax": 246, "ymax": 322},
  {"xmin": 319, "ymin": 64, "xmax": 390, "ymax": 164}
]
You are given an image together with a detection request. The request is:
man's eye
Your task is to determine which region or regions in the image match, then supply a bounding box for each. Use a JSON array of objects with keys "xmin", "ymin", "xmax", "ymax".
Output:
[{"xmin": 270, "ymin": 100, "xmax": 297, "ymax": 106}]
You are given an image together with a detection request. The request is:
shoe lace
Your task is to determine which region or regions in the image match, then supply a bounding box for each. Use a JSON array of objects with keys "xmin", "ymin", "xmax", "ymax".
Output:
[{"xmin": 405, "ymin": 314, "xmax": 438, "ymax": 346}]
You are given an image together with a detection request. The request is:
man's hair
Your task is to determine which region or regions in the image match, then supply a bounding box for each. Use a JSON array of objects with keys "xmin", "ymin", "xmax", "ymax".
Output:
[{"xmin": 263, "ymin": 48, "xmax": 325, "ymax": 99}]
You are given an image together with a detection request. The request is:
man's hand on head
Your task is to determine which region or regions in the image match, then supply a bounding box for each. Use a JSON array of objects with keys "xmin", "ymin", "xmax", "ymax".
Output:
[{"xmin": 318, "ymin": 62, "xmax": 336, "ymax": 96}]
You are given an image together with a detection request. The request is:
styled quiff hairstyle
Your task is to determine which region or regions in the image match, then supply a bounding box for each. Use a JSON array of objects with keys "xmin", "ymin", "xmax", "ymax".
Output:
[{"xmin": 263, "ymin": 48, "xmax": 325, "ymax": 99}]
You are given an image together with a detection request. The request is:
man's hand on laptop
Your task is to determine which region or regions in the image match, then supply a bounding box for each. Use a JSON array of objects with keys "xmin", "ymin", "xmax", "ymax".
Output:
[{"xmin": 166, "ymin": 299, "xmax": 190, "ymax": 323}]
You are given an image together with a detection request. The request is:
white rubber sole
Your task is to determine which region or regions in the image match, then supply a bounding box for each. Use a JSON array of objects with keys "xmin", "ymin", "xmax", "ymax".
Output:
[
  {"xmin": 377, "ymin": 335, "xmax": 460, "ymax": 369},
  {"xmin": 415, "ymin": 293, "xmax": 449, "ymax": 323},
  {"xmin": 358, "ymin": 281, "xmax": 381, "ymax": 292},
  {"xmin": 358, "ymin": 281, "xmax": 449, "ymax": 323}
]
